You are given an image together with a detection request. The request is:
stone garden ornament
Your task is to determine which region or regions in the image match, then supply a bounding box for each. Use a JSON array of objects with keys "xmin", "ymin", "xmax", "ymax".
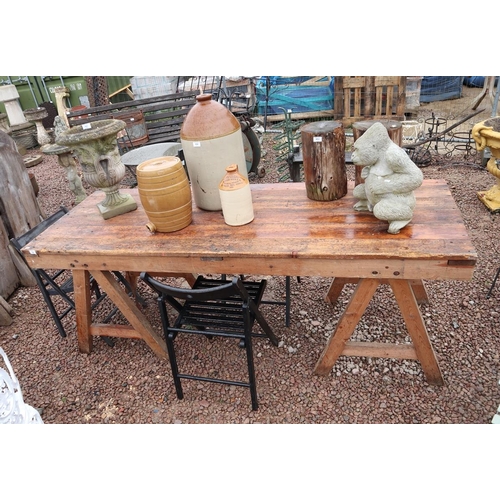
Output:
[
  {"xmin": 57, "ymin": 119, "xmax": 137, "ymax": 219},
  {"xmin": 352, "ymin": 122, "xmax": 423, "ymax": 234},
  {"xmin": 42, "ymin": 116, "xmax": 87, "ymax": 204}
]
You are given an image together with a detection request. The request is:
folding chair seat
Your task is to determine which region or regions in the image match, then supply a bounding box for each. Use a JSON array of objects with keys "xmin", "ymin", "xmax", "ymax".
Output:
[
  {"xmin": 220, "ymin": 274, "xmax": 296, "ymax": 327},
  {"xmin": 10, "ymin": 206, "xmax": 142, "ymax": 344},
  {"xmin": 140, "ymin": 273, "xmax": 280, "ymax": 410}
]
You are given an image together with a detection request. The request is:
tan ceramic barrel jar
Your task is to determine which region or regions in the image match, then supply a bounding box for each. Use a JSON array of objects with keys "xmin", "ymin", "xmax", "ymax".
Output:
[
  {"xmin": 180, "ymin": 93, "xmax": 248, "ymax": 211},
  {"xmin": 136, "ymin": 156, "xmax": 192, "ymax": 233}
]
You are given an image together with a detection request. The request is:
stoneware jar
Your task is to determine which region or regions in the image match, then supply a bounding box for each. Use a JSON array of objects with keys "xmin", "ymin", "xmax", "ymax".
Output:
[
  {"xmin": 219, "ymin": 164, "xmax": 254, "ymax": 226},
  {"xmin": 180, "ymin": 93, "xmax": 248, "ymax": 211},
  {"xmin": 136, "ymin": 156, "xmax": 192, "ymax": 233}
]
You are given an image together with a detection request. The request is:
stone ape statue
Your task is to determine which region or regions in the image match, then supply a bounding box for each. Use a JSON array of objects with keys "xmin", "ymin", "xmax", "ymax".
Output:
[{"xmin": 352, "ymin": 122, "xmax": 423, "ymax": 234}]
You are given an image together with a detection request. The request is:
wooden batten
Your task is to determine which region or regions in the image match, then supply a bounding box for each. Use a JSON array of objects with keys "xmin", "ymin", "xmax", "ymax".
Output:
[
  {"xmin": 334, "ymin": 76, "xmax": 407, "ymax": 127},
  {"xmin": 0, "ymin": 295, "xmax": 13, "ymax": 326}
]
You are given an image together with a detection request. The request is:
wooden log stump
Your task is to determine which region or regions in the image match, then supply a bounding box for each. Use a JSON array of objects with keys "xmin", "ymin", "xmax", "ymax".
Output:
[
  {"xmin": 352, "ymin": 120, "xmax": 403, "ymax": 185},
  {"xmin": 301, "ymin": 121, "xmax": 347, "ymax": 201}
]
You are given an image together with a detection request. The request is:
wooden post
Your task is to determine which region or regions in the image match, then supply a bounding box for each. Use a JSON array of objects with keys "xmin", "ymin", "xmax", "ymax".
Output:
[
  {"xmin": 334, "ymin": 76, "xmax": 406, "ymax": 127},
  {"xmin": 352, "ymin": 120, "xmax": 403, "ymax": 185},
  {"xmin": 0, "ymin": 130, "xmax": 44, "ymax": 299},
  {"xmin": 300, "ymin": 121, "xmax": 347, "ymax": 201},
  {"xmin": 0, "ymin": 295, "xmax": 13, "ymax": 326}
]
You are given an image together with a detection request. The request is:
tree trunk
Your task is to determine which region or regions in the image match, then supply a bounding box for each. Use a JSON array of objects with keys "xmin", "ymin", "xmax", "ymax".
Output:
[
  {"xmin": 301, "ymin": 121, "xmax": 347, "ymax": 201},
  {"xmin": 0, "ymin": 219, "xmax": 21, "ymax": 301},
  {"xmin": 0, "ymin": 130, "xmax": 44, "ymax": 299}
]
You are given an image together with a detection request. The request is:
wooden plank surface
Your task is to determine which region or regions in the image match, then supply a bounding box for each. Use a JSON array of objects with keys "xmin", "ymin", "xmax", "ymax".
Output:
[{"xmin": 22, "ymin": 180, "xmax": 477, "ymax": 281}]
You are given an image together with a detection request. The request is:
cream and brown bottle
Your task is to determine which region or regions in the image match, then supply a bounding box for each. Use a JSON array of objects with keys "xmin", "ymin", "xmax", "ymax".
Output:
[
  {"xmin": 219, "ymin": 164, "xmax": 254, "ymax": 226},
  {"xmin": 180, "ymin": 93, "xmax": 248, "ymax": 211}
]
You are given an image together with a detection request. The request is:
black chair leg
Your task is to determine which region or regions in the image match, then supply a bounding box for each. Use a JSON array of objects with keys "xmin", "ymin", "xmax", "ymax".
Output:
[
  {"xmin": 244, "ymin": 332, "xmax": 259, "ymax": 411},
  {"xmin": 285, "ymin": 276, "xmax": 291, "ymax": 327},
  {"xmin": 160, "ymin": 298, "xmax": 184, "ymax": 400},
  {"xmin": 34, "ymin": 274, "xmax": 71, "ymax": 338},
  {"xmin": 101, "ymin": 336, "xmax": 115, "ymax": 347},
  {"xmin": 112, "ymin": 271, "xmax": 147, "ymax": 307},
  {"xmin": 45, "ymin": 299, "xmax": 69, "ymax": 338},
  {"xmin": 487, "ymin": 267, "xmax": 500, "ymax": 298},
  {"xmin": 166, "ymin": 332, "xmax": 184, "ymax": 401}
]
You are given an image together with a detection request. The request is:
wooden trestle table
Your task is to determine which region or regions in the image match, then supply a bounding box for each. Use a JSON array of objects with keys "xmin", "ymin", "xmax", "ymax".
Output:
[{"xmin": 22, "ymin": 180, "xmax": 477, "ymax": 385}]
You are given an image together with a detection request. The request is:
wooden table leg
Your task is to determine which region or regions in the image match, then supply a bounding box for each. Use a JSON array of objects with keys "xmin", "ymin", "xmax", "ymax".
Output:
[
  {"xmin": 325, "ymin": 277, "xmax": 355, "ymax": 304},
  {"xmin": 124, "ymin": 271, "xmax": 141, "ymax": 308},
  {"xmin": 408, "ymin": 279, "xmax": 429, "ymax": 305},
  {"xmin": 389, "ymin": 279, "xmax": 444, "ymax": 385},
  {"xmin": 314, "ymin": 278, "xmax": 379, "ymax": 376},
  {"xmin": 73, "ymin": 269, "xmax": 93, "ymax": 354},
  {"xmin": 316, "ymin": 278, "xmax": 443, "ymax": 385},
  {"xmin": 91, "ymin": 270, "xmax": 168, "ymax": 360}
]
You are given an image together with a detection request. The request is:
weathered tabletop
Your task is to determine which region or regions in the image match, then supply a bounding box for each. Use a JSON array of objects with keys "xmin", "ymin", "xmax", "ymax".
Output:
[{"xmin": 22, "ymin": 180, "xmax": 477, "ymax": 383}]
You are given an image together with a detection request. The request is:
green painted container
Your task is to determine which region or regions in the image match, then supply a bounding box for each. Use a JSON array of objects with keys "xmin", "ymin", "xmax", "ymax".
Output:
[{"xmin": 0, "ymin": 76, "xmax": 133, "ymax": 116}]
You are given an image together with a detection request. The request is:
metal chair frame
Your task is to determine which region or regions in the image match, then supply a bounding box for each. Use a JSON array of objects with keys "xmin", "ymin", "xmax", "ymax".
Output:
[
  {"xmin": 487, "ymin": 267, "xmax": 500, "ymax": 298},
  {"xmin": 10, "ymin": 206, "xmax": 143, "ymax": 344},
  {"xmin": 221, "ymin": 274, "xmax": 293, "ymax": 327},
  {"xmin": 140, "ymin": 273, "xmax": 279, "ymax": 410}
]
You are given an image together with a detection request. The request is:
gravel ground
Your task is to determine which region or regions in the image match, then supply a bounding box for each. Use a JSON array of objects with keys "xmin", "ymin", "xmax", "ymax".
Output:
[{"xmin": 2, "ymin": 109, "xmax": 500, "ymax": 425}]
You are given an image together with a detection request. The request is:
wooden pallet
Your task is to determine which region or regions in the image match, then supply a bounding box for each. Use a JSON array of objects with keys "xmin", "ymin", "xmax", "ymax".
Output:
[{"xmin": 334, "ymin": 76, "xmax": 407, "ymax": 127}]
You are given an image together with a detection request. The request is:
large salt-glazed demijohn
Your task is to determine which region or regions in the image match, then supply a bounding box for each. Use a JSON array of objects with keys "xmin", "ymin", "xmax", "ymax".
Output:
[{"xmin": 180, "ymin": 93, "xmax": 248, "ymax": 211}]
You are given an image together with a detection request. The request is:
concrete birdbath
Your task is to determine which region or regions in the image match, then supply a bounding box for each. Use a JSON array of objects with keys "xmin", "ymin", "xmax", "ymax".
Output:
[
  {"xmin": 57, "ymin": 119, "xmax": 137, "ymax": 219},
  {"xmin": 472, "ymin": 117, "xmax": 500, "ymax": 213},
  {"xmin": 23, "ymin": 107, "xmax": 52, "ymax": 147}
]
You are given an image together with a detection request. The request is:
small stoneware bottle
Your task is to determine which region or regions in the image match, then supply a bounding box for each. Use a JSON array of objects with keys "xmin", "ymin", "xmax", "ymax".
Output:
[{"xmin": 219, "ymin": 164, "xmax": 254, "ymax": 226}]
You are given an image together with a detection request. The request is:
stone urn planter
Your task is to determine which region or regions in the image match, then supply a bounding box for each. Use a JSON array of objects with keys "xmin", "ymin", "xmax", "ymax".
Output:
[
  {"xmin": 57, "ymin": 119, "xmax": 137, "ymax": 219},
  {"xmin": 24, "ymin": 107, "xmax": 52, "ymax": 147},
  {"xmin": 472, "ymin": 117, "xmax": 500, "ymax": 213}
]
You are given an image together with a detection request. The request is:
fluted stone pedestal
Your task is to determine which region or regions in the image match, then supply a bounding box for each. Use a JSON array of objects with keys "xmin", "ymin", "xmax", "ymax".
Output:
[{"xmin": 24, "ymin": 107, "xmax": 52, "ymax": 147}]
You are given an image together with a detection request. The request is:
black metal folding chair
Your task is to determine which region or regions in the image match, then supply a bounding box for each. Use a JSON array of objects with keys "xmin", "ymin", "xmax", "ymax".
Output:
[
  {"xmin": 140, "ymin": 273, "xmax": 279, "ymax": 410},
  {"xmin": 10, "ymin": 206, "xmax": 144, "ymax": 345}
]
